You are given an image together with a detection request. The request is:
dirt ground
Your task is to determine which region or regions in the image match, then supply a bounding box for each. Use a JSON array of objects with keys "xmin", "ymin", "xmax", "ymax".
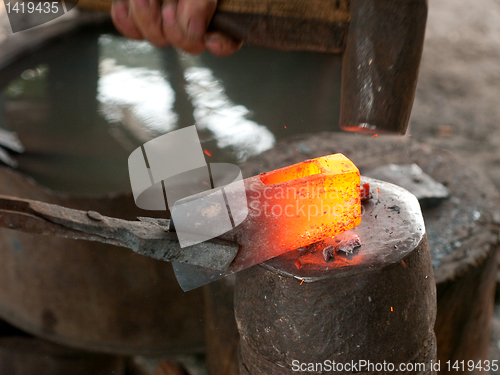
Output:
[{"xmin": 411, "ymin": 0, "xmax": 500, "ymax": 188}]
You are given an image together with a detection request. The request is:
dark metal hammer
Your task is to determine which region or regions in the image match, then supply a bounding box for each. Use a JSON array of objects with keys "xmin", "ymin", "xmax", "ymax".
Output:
[{"xmin": 339, "ymin": 0, "xmax": 428, "ymax": 134}]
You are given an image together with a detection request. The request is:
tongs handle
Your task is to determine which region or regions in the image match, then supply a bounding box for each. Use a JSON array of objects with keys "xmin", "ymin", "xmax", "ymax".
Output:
[
  {"xmin": 0, "ymin": 195, "xmax": 239, "ymax": 270},
  {"xmin": 0, "ymin": 195, "xmax": 168, "ymax": 245}
]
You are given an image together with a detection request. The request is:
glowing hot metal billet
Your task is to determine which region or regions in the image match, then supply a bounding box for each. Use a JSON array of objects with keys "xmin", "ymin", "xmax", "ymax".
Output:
[{"xmin": 173, "ymin": 154, "xmax": 362, "ymax": 291}]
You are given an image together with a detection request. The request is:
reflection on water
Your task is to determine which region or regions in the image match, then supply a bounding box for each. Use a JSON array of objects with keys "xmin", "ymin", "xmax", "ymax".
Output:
[
  {"xmin": 98, "ymin": 60, "xmax": 178, "ymax": 139},
  {"xmin": 98, "ymin": 33, "xmax": 177, "ymax": 143},
  {"xmin": 0, "ymin": 25, "xmax": 342, "ymax": 195},
  {"xmin": 183, "ymin": 62, "xmax": 275, "ymax": 160},
  {"xmin": 3, "ymin": 65, "xmax": 48, "ymax": 100},
  {"xmin": 97, "ymin": 34, "xmax": 275, "ymax": 161}
]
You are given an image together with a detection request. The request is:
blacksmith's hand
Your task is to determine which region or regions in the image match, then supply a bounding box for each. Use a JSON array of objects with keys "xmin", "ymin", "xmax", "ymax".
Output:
[{"xmin": 111, "ymin": 0, "xmax": 242, "ymax": 56}]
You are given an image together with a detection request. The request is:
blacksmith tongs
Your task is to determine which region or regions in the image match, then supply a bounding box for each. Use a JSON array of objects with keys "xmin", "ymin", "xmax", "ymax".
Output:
[{"xmin": 0, "ymin": 195, "xmax": 238, "ymax": 271}]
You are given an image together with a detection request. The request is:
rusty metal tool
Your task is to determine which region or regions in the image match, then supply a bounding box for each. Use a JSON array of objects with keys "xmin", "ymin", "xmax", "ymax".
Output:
[
  {"xmin": 68, "ymin": 0, "xmax": 428, "ymax": 135},
  {"xmin": 0, "ymin": 195, "xmax": 238, "ymax": 270}
]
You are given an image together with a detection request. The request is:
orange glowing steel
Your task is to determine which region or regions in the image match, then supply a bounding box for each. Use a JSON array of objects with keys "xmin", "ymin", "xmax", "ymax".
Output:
[
  {"xmin": 226, "ymin": 154, "xmax": 362, "ymax": 273},
  {"xmin": 250, "ymin": 154, "xmax": 361, "ymax": 249}
]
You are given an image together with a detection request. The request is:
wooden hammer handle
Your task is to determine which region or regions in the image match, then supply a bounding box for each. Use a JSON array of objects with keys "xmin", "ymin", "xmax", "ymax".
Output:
[{"xmin": 69, "ymin": 0, "xmax": 350, "ymax": 52}]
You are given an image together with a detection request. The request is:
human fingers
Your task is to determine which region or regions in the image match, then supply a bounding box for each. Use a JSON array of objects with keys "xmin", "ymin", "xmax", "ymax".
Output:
[
  {"xmin": 111, "ymin": 0, "xmax": 143, "ymax": 40},
  {"xmin": 129, "ymin": 0, "xmax": 170, "ymax": 47},
  {"xmin": 205, "ymin": 32, "xmax": 243, "ymax": 56},
  {"xmin": 162, "ymin": 0, "xmax": 206, "ymax": 55}
]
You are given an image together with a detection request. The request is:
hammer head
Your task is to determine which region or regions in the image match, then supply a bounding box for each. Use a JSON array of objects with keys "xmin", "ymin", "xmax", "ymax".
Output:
[{"xmin": 340, "ymin": 0, "xmax": 428, "ymax": 135}]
